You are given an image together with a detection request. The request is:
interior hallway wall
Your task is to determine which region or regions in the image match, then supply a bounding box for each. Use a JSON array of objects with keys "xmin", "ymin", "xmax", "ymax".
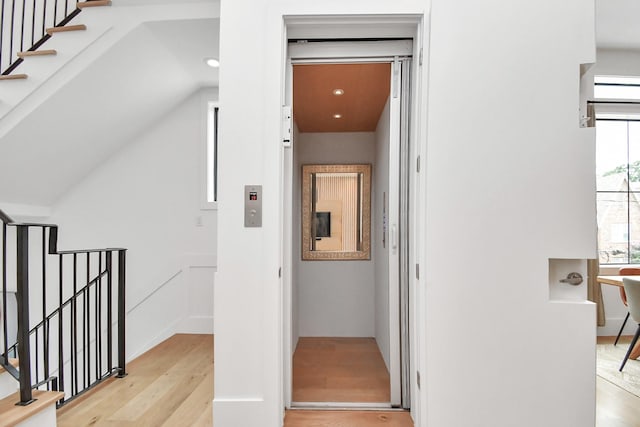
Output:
[
  {"xmin": 215, "ymin": 1, "xmax": 596, "ymax": 426},
  {"xmin": 47, "ymin": 88, "xmax": 217, "ymax": 361},
  {"xmin": 295, "ymin": 131, "xmax": 376, "ymax": 337}
]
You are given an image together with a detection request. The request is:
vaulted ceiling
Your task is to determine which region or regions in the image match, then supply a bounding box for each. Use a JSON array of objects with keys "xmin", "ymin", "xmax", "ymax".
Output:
[{"xmin": 0, "ymin": 15, "xmax": 219, "ymax": 207}]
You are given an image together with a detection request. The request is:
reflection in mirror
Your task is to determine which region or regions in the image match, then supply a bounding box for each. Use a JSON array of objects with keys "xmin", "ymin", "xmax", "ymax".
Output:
[{"xmin": 302, "ymin": 164, "xmax": 371, "ymax": 260}]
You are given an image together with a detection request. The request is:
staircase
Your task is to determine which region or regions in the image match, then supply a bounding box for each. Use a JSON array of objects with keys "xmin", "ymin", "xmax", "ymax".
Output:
[
  {"xmin": 0, "ymin": 208, "xmax": 126, "ymax": 426},
  {"xmin": 0, "ymin": 1, "xmax": 112, "ymax": 80}
]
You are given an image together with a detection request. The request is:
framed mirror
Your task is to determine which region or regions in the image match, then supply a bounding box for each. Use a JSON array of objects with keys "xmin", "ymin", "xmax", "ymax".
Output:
[{"xmin": 302, "ymin": 164, "xmax": 371, "ymax": 260}]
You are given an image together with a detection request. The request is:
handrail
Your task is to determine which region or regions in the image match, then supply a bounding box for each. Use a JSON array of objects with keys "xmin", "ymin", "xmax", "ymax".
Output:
[
  {"xmin": 0, "ymin": 210, "xmax": 124, "ymax": 252},
  {"xmin": 0, "ymin": 206, "xmax": 127, "ymax": 406},
  {"xmin": 0, "ymin": 208, "xmax": 12, "ymax": 223},
  {"xmin": 6, "ymin": 268, "xmax": 109, "ymax": 337}
]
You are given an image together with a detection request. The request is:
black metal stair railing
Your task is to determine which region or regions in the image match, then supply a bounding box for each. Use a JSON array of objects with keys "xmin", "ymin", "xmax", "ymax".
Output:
[
  {"xmin": 0, "ymin": 208, "xmax": 126, "ymax": 407},
  {"xmin": 1, "ymin": 0, "xmax": 97, "ymax": 76}
]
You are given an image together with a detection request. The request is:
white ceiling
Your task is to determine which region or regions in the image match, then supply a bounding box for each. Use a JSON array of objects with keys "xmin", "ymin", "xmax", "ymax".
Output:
[
  {"xmin": 0, "ymin": 18, "xmax": 220, "ymax": 206},
  {"xmin": 145, "ymin": 18, "xmax": 219, "ymax": 87},
  {"xmin": 596, "ymin": 0, "xmax": 640, "ymax": 49}
]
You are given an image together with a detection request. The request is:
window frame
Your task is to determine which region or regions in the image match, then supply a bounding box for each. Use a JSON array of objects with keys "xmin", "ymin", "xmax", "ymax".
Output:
[
  {"xmin": 594, "ymin": 75, "xmax": 640, "ymax": 265},
  {"xmin": 201, "ymin": 93, "xmax": 219, "ymax": 210}
]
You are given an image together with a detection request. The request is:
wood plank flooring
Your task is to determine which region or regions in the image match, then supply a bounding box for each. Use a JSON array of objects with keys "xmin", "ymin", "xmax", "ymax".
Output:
[
  {"xmin": 284, "ymin": 410, "xmax": 413, "ymax": 426},
  {"xmin": 56, "ymin": 334, "xmax": 213, "ymax": 427},
  {"xmin": 50, "ymin": 333, "xmax": 640, "ymax": 426},
  {"xmin": 596, "ymin": 336, "xmax": 640, "ymax": 427},
  {"xmin": 293, "ymin": 337, "xmax": 390, "ymax": 403}
]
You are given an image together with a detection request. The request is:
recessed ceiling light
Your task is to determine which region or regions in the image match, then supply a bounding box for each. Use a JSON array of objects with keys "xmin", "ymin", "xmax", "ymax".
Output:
[
  {"xmin": 205, "ymin": 58, "xmax": 220, "ymax": 68},
  {"xmin": 333, "ymin": 114, "xmax": 342, "ymax": 119},
  {"xmin": 333, "ymin": 88, "xmax": 344, "ymax": 96}
]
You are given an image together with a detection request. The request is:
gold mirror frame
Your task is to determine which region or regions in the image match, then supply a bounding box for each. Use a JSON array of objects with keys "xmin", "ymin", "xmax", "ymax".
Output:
[{"xmin": 302, "ymin": 164, "xmax": 371, "ymax": 260}]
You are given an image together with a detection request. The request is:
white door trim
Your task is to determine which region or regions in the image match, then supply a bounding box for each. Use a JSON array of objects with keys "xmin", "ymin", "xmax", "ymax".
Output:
[
  {"xmin": 283, "ymin": 39, "xmax": 413, "ymax": 411},
  {"xmin": 280, "ymin": 14, "xmax": 427, "ymax": 424}
]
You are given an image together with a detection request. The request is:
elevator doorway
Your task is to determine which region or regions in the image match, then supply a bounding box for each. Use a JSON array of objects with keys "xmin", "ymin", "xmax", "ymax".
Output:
[{"xmin": 283, "ymin": 40, "xmax": 413, "ymax": 409}]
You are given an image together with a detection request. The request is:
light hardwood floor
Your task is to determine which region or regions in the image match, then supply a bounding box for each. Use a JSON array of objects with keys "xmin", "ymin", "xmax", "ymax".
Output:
[
  {"xmin": 56, "ymin": 334, "xmax": 213, "ymax": 427},
  {"xmin": 293, "ymin": 337, "xmax": 390, "ymax": 403},
  {"xmin": 596, "ymin": 336, "xmax": 640, "ymax": 427},
  {"xmin": 52, "ymin": 334, "xmax": 639, "ymax": 426},
  {"xmin": 285, "ymin": 409, "xmax": 413, "ymax": 426}
]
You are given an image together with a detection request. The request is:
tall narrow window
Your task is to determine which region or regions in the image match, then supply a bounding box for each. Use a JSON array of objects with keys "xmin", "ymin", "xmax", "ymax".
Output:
[
  {"xmin": 207, "ymin": 103, "xmax": 219, "ymax": 204},
  {"xmin": 595, "ymin": 76, "xmax": 640, "ymax": 265}
]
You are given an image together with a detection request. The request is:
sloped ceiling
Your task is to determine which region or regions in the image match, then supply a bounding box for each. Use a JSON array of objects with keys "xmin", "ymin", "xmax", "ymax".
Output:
[{"xmin": 0, "ymin": 18, "xmax": 219, "ymax": 206}]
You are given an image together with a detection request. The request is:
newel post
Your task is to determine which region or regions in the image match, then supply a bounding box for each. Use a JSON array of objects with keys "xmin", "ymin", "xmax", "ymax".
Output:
[
  {"xmin": 117, "ymin": 249, "xmax": 127, "ymax": 378},
  {"xmin": 16, "ymin": 225, "xmax": 33, "ymax": 405}
]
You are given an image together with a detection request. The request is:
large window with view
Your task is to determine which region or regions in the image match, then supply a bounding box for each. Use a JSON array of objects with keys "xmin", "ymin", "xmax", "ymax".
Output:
[{"xmin": 595, "ymin": 76, "xmax": 640, "ymax": 264}]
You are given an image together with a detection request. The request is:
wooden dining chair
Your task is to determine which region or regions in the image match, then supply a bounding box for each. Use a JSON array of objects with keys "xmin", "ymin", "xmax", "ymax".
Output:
[
  {"xmin": 619, "ymin": 277, "xmax": 640, "ymax": 371},
  {"xmin": 615, "ymin": 267, "xmax": 640, "ymax": 346}
]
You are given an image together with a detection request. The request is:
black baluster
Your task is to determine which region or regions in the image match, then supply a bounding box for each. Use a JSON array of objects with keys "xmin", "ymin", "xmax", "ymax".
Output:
[
  {"xmin": 106, "ymin": 251, "xmax": 112, "ymax": 372},
  {"xmin": 58, "ymin": 254, "xmax": 64, "ymax": 397},
  {"xmin": 20, "ymin": 0, "xmax": 25, "ymax": 52},
  {"xmin": 2, "ymin": 223, "xmax": 7, "ymax": 362},
  {"xmin": 72, "ymin": 253, "xmax": 77, "ymax": 395},
  {"xmin": 9, "ymin": 0, "xmax": 16, "ymax": 69},
  {"xmin": 34, "ymin": 328, "xmax": 39, "ymax": 384},
  {"xmin": 41, "ymin": 0, "xmax": 46, "ymax": 42},
  {"xmin": 85, "ymin": 252, "xmax": 90, "ymax": 388},
  {"xmin": 43, "ymin": 227, "xmax": 49, "ymax": 388},
  {"xmin": 1, "ymin": 1, "xmax": 6, "ymax": 73},
  {"xmin": 117, "ymin": 250, "xmax": 126, "ymax": 377},
  {"xmin": 30, "ymin": 0, "xmax": 34, "ymax": 45},
  {"xmin": 97, "ymin": 251, "xmax": 102, "ymax": 378}
]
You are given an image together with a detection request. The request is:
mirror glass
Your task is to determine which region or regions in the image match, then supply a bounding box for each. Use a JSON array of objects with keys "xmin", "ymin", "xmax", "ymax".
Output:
[{"xmin": 302, "ymin": 164, "xmax": 371, "ymax": 260}]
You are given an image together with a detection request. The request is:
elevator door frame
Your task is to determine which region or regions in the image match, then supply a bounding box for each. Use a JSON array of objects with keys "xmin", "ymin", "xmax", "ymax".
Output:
[{"xmin": 283, "ymin": 39, "xmax": 413, "ymax": 410}]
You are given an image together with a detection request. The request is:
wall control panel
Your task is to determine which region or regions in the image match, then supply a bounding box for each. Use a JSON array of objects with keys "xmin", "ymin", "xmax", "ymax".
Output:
[{"xmin": 244, "ymin": 185, "xmax": 262, "ymax": 227}]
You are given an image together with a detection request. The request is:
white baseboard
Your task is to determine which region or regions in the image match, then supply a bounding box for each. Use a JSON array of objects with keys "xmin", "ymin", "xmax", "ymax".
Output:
[
  {"xmin": 127, "ymin": 317, "xmax": 182, "ymax": 362},
  {"xmin": 213, "ymin": 397, "xmax": 267, "ymax": 426},
  {"xmin": 177, "ymin": 316, "xmax": 214, "ymax": 334}
]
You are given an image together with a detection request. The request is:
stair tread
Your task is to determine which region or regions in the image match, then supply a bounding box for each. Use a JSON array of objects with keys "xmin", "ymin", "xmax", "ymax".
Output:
[
  {"xmin": 46, "ymin": 24, "xmax": 87, "ymax": 35},
  {"xmin": 77, "ymin": 0, "xmax": 112, "ymax": 8},
  {"xmin": 0, "ymin": 359, "xmax": 19, "ymax": 374},
  {"xmin": 0, "ymin": 390, "xmax": 64, "ymax": 427},
  {"xmin": 17, "ymin": 49, "xmax": 57, "ymax": 58},
  {"xmin": 0, "ymin": 74, "xmax": 27, "ymax": 81}
]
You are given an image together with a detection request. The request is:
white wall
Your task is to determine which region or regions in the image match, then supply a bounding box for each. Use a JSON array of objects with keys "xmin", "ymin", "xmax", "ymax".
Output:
[
  {"xmin": 594, "ymin": 48, "xmax": 640, "ymax": 76},
  {"xmin": 374, "ymin": 98, "xmax": 391, "ymax": 370},
  {"xmin": 48, "ymin": 88, "xmax": 217, "ymax": 361},
  {"xmin": 295, "ymin": 132, "xmax": 376, "ymax": 337},
  {"xmin": 215, "ymin": 1, "xmax": 596, "ymax": 426},
  {"xmin": 423, "ymin": 2, "xmax": 596, "ymax": 427}
]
